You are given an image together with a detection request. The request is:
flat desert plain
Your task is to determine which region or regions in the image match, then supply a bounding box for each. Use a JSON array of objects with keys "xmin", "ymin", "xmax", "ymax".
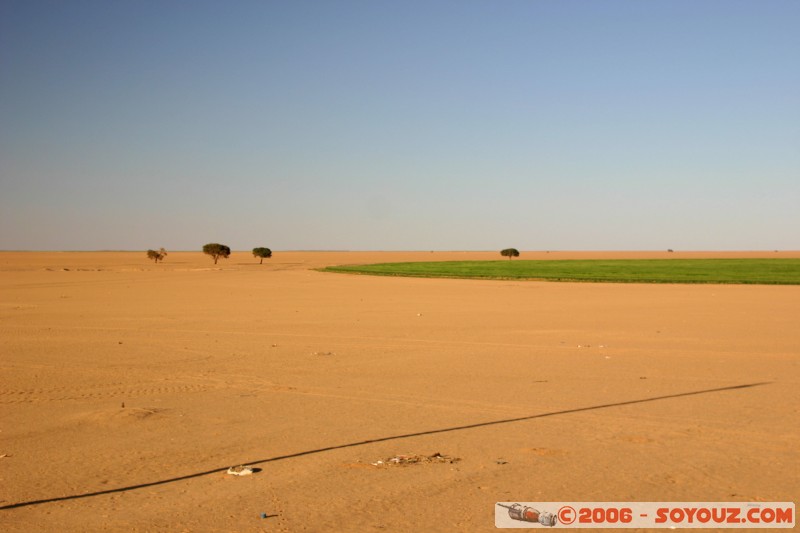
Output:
[{"xmin": 1, "ymin": 251, "xmax": 798, "ymax": 532}]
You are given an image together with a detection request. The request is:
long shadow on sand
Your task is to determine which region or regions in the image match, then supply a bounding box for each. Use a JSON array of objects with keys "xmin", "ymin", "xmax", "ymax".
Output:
[{"xmin": 0, "ymin": 381, "xmax": 769, "ymax": 510}]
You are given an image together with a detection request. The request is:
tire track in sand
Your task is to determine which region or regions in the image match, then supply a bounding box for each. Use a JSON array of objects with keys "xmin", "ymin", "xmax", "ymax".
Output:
[{"xmin": 0, "ymin": 383, "xmax": 209, "ymax": 404}]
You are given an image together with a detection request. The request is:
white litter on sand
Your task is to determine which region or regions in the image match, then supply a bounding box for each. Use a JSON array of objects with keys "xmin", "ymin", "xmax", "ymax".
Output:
[{"xmin": 227, "ymin": 465, "xmax": 255, "ymax": 476}]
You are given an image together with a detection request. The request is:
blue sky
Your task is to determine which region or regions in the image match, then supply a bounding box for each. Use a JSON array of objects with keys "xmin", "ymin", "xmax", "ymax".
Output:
[{"xmin": 1, "ymin": 0, "xmax": 798, "ymax": 251}]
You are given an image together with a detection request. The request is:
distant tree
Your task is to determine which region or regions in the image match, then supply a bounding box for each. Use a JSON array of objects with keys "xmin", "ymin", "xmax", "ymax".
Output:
[
  {"xmin": 146, "ymin": 248, "xmax": 167, "ymax": 263},
  {"xmin": 500, "ymin": 248, "xmax": 520, "ymax": 260},
  {"xmin": 252, "ymin": 247, "xmax": 272, "ymax": 264},
  {"xmin": 202, "ymin": 243, "xmax": 231, "ymax": 264}
]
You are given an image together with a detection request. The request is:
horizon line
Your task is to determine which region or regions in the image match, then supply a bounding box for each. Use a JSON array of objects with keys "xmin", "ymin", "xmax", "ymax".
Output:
[{"xmin": 0, "ymin": 249, "xmax": 796, "ymax": 254}]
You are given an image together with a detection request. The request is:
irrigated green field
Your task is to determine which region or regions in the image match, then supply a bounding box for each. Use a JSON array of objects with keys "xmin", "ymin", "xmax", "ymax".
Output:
[{"xmin": 324, "ymin": 259, "xmax": 800, "ymax": 284}]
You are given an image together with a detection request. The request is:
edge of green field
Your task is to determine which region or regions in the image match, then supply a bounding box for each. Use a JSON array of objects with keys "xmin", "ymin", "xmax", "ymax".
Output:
[{"xmin": 321, "ymin": 259, "xmax": 800, "ymax": 285}]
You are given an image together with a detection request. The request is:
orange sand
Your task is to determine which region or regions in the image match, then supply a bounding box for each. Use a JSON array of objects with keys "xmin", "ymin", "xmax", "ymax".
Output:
[{"xmin": 1, "ymin": 251, "xmax": 798, "ymax": 532}]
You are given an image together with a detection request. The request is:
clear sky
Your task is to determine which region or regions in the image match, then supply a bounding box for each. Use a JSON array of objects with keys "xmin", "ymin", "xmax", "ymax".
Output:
[{"xmin": 1, "ymin": 1, "xmax": 798, "ymax": 251}]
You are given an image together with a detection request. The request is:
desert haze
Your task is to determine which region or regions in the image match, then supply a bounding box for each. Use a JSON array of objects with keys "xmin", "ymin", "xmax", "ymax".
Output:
[{"xmin": 1, "ymin": 251, "xmax": 798, "ymax": 532}]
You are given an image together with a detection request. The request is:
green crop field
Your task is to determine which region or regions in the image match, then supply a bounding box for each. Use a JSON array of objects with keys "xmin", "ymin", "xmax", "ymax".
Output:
[{"xmin": 323, "ymin": 259, "xmax": 800, "ymax": 285}]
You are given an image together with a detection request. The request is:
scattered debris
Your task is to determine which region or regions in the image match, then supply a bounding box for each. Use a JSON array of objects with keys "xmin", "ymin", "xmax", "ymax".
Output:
[
  {"xmin": 371, "ymin": 452, "xmax": 460, "ymax": 467},
  {"xmin": 577, "ymin": 344, "xmax": 609, "ymax": 348},
  {"xmin": 227, "ymin": 465, "xmax": 256, "ymax": 476},
  {"xmin": 313, "ymin": 351, "xmax": 335, "ymax": 356},
  {"xmin": 495, "ymin": 459, "xmax": 508, "ymax": 465}
]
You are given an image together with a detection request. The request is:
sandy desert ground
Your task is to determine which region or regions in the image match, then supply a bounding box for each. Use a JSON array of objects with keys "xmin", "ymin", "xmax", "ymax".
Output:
[{"xmin": 1, "ymin": 251, "xmax": 798, "ymax": 532}]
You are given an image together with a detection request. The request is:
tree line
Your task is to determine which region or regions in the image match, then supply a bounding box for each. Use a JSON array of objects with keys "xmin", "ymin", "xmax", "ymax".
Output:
[
  {"xmin": 148, "ymin": 245, "xmax": 520, "ymax": 264},
  {"xmin": 146, "ymin": 244, "xmax": 272, "ymax": 264}
]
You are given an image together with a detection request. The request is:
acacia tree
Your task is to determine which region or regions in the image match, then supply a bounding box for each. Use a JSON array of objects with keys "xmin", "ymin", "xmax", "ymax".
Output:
[
  {"xmin": 252, "ymin": 247, "xmax": 272, "ymax": 264},
  {"xmin": 500, "ymin": 248, "xmax": 520, "ymax": 260},
  {"xmin": 202, "ymin": 243, "xmax": 231, "ymax": 264},
  {"xmin": 146, "ymin": 248, "xmax": 167, "ymax": 263}
]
